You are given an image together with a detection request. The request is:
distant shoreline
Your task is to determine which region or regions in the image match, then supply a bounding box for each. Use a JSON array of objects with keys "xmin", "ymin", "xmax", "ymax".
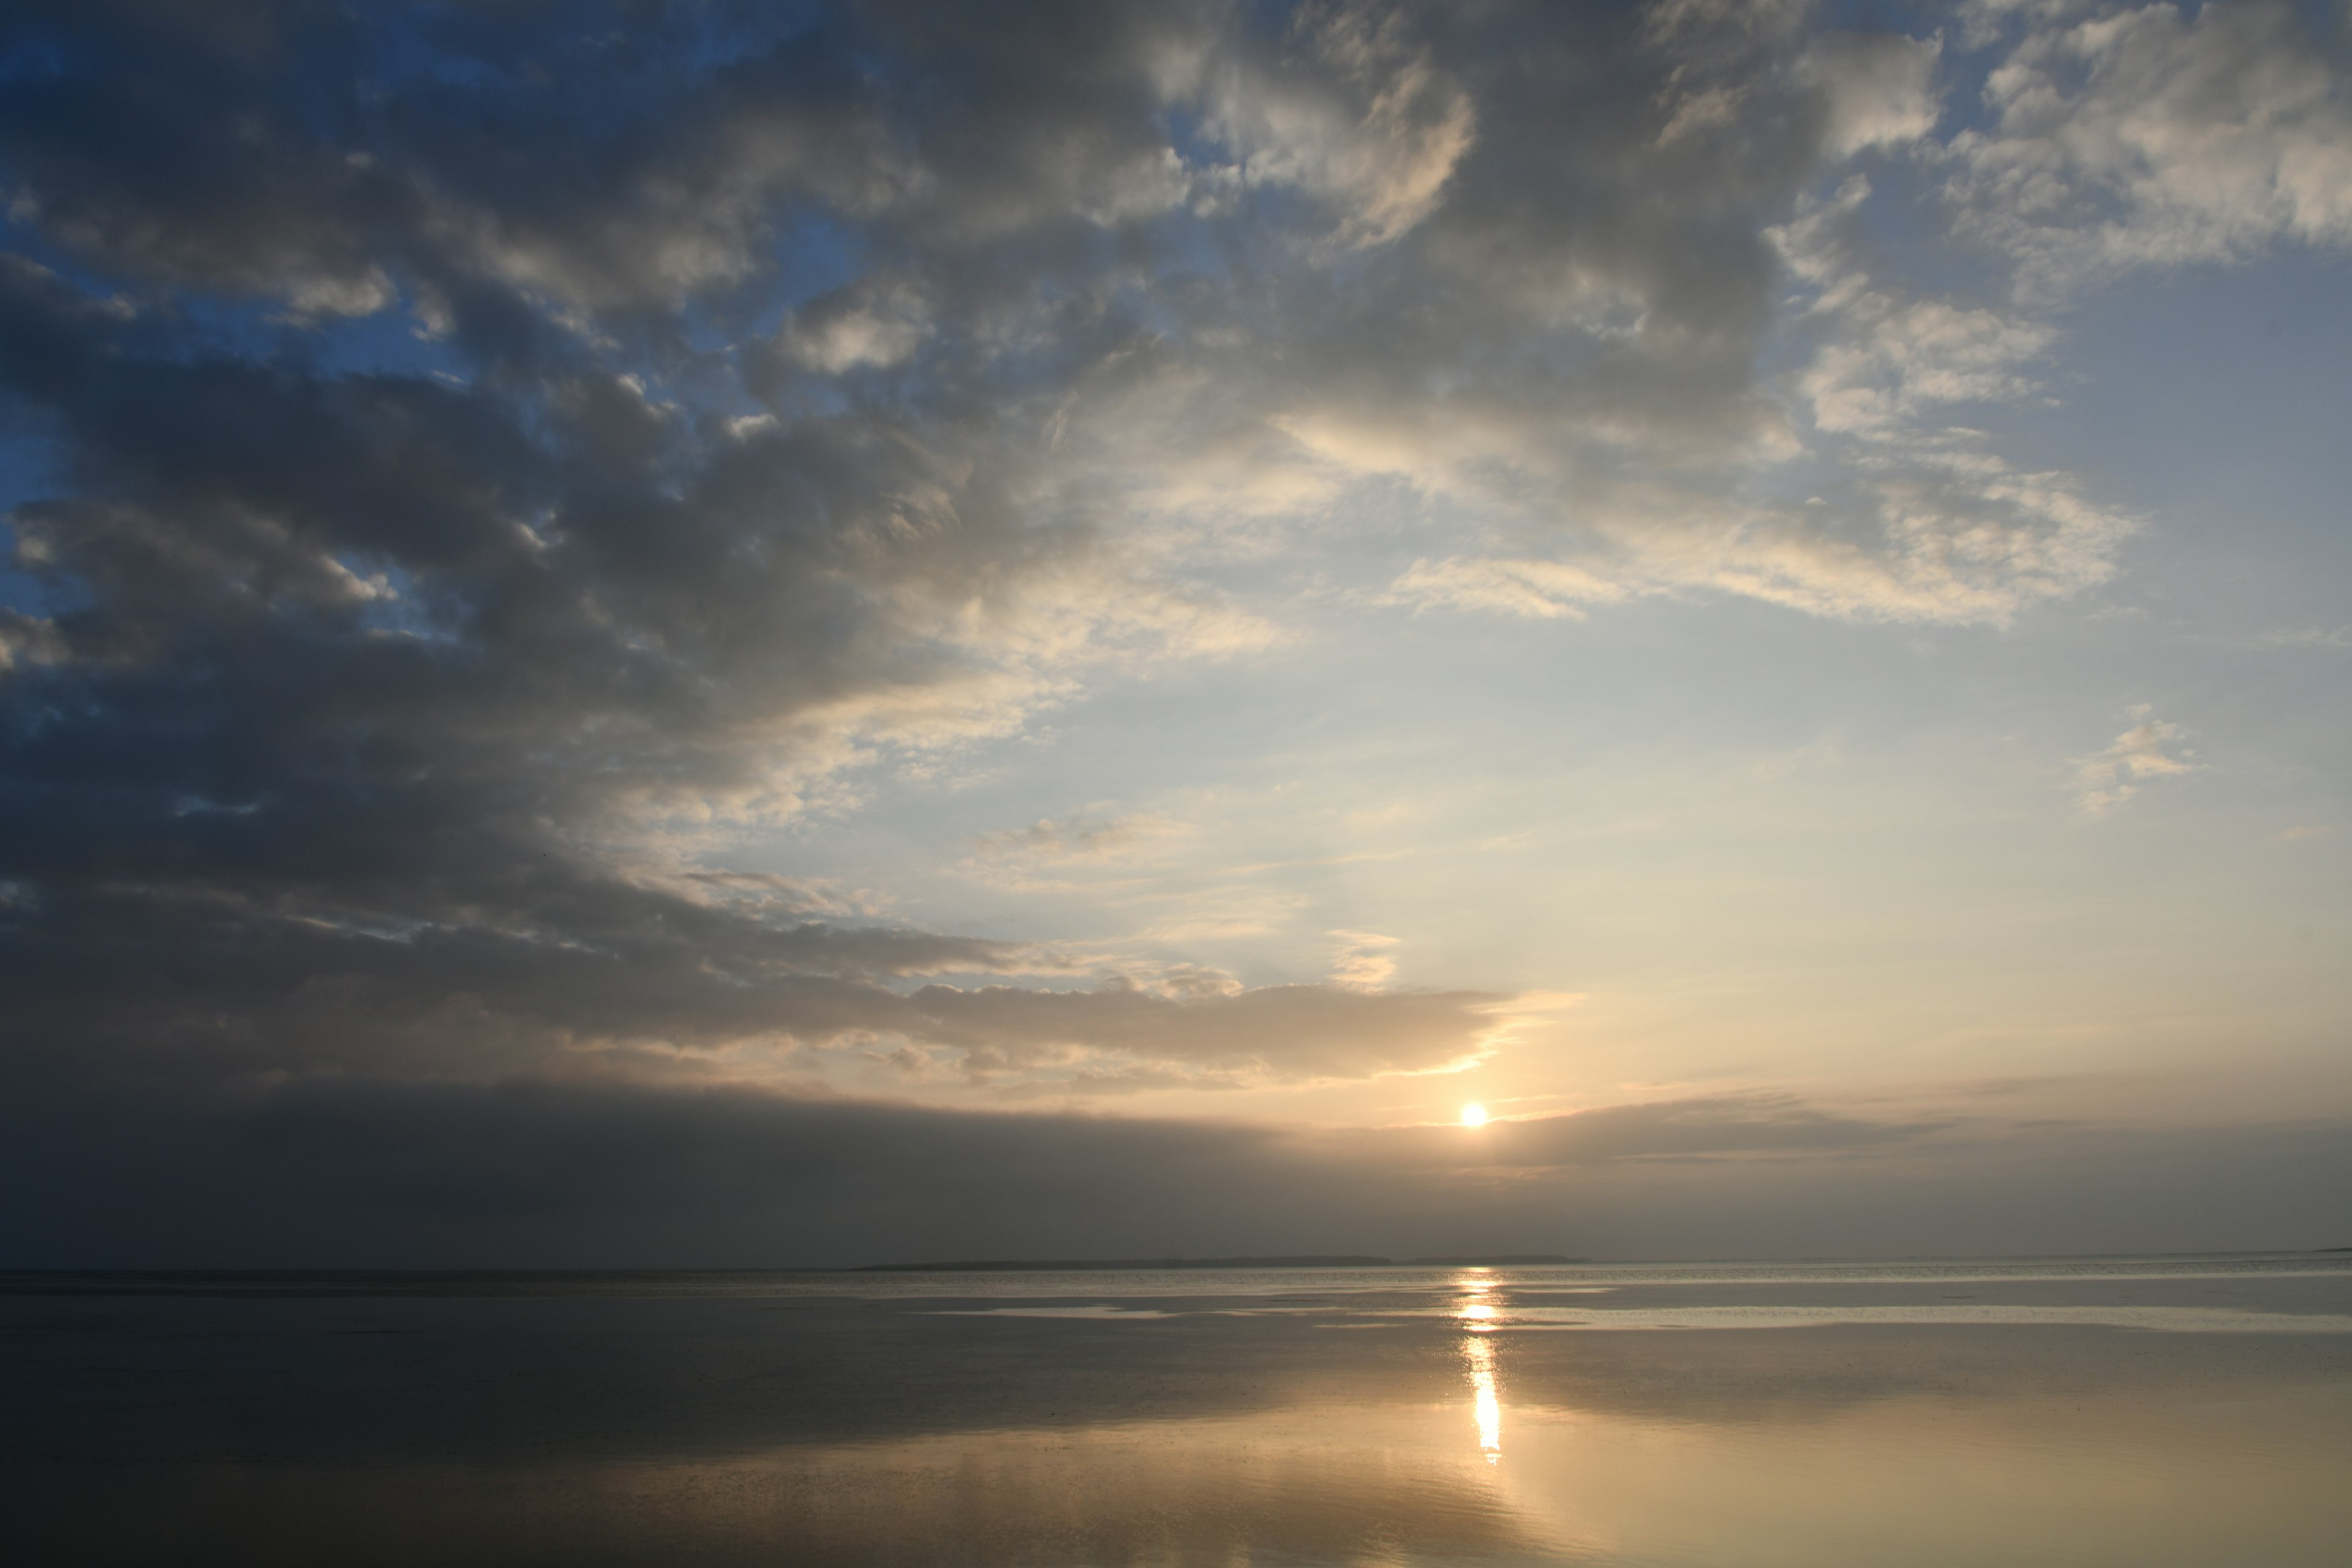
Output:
[
  {"xmin": 854, "ymin": 1254, "xmax": 1588, "ymax": 1272},
  {"xmin": 2, "ymin": 1248, "xmax": 2344, "ymax": 1283}
]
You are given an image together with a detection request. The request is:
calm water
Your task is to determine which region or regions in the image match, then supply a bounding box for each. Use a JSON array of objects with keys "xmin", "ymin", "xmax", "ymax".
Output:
[{"xmin": 6, "ymin": 1256, "xmax": 2350, "ymax": 1565}]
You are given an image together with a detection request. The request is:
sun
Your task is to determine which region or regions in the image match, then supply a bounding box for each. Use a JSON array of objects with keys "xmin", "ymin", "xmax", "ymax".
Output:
[{"xmin": 1460, "ymin": 1103, "xmax": 1488, "ymax": 1128}]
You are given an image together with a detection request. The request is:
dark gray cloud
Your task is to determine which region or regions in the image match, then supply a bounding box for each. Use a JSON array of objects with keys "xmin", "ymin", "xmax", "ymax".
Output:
[{"xmin": 5, "ymin": 1074, "xmax": 2345, "ymax": 1266}]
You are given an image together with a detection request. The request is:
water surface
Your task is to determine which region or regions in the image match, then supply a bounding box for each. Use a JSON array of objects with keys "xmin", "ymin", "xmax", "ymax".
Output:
[{"xmin": 6, "ymin": 1254, "xmax": 2349, "ymax": 1565}]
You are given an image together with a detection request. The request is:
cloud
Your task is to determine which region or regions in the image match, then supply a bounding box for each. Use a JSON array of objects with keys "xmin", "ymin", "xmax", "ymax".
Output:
[
  {"xmin": 1403, "ymin": 1092, "xmax": 1949, "ymax": 1165},
  {"xmin": 0, "ymin": 849, "xmax": 1502, "ymax": 1093},
  {"xmin": 780, "ymin": 276, "xmax": 935, "ymax": 372},
  {"xmin": 2258, "ymin": 624, "xmax": 2352, "ymax": 651},
  {"xmin": 2076, "ymin": 704, "xmax": 2199, "ymax": 815},
  {"xmin": 1794, "ymin": 293, "xmax": 2054, "ymax": 437},
  {"xmin": 0, "ymin": 0, "xmax": 2342, "ymax": 1262},
  {"xmin": 1385, "ymin": 557, "xmax": 1633, "ymax": 619},
  {"xmin": 1947, "ymin": 0, "xmax": 2352, "ymax": 289},
  {"xmin": 1326, "ymin": 929, "xmax": 1400, "ymax": 990},
  {"xmin": 1387, "ymin": 445, "xmax": 2135, "ymax": 627},
  {"xmin": 888, "ymin": 977, "xmax": 1506, "ymax": 1088},
  {"xmin": 974, "ymin": 812, "xmax": 1192, "ymax": 864},
  {"xmin": 0, "ymin": 4, "xmax": 2086, "ymax": 1104},
  {"xmin": 1087, "ymin": 4, "xmax": 2149, "ymax": 628},
  {"xmin": 0, "ymin": 606, "xmax": 67, "ymax": 671},
  {"xmin": 1803, "ymin": 31, "xmax": 1946, "ymax": 160},
  {"xmin": 1199, "ymin": 0, "xmax": 1477, "ymax": 249},
  {"xmin": 6, "ymin": 1074, "xmax": 2346, "ymax": 1266}
]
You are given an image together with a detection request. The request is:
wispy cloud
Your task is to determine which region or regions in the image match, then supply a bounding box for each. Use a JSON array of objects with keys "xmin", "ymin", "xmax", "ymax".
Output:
[
  {"xmin": 974, "ymin": 813, "xmax": 1194, "ymax": 865},
  {"xmin": 2076, "ymin": 706, "xmax": 2199, "ymax": 816},
  {"xmin": 1945, "ymin": 0, "xmax": 2352, "ymax": 292},
  {"xmin": 1327, "ymin": 929, "xmax": 1401, "ymax": 990}
]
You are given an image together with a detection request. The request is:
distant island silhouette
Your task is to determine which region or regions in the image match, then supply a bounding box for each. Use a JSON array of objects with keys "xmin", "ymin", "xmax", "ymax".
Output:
[{"xmin": 854, "ymin": 1253, "xmax": 1590, "ymax": 1272}]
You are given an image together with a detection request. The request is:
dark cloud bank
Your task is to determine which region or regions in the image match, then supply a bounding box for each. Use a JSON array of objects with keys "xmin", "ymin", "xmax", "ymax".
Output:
[
  {"xmin": 9, "ymin": 1076, "xmax": 2348, "ymax": 1267},
  {"xmin": 2, "ymin": 0, "xmax": 2346, "ymax": 1263}
]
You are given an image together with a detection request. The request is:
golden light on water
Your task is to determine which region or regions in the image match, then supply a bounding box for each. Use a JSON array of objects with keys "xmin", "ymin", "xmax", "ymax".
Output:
[
  {"xmin": 1460, "ymin": 1104, "xmax": 1488, "ymax": 1127},
  {"xmin": 1455, "ymin": 1269, "xmax": 1503, "ymax": 1461},
  {"xmin": 1464, "ymin": 1334, "xmax": 1502, "ymax": 1462}
]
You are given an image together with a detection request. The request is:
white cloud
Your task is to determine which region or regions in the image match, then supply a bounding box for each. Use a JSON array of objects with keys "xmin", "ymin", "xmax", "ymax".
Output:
[
  {"xmin": 1328, "ymin": 929, "xmax": 1400, "ymax": 990},
  {"xmin": 1948, "ymin": 0, "xmax": 2352, "ymax": 288},
  {"xmin": 783, "ymin": 292, "xmax": 933, "ymax": 373},
  {"xmin": 1796, "ymin": 294, "xmax": 2054, "ymax": 435},
  {"xmin": 1751, "ymin": 130, "xmax": 2133, "ymax": 627},
  {"xmin": 0, "ymin": 611, "xmax": 66, "ymax": 673},
  {"xmin": 1384, "ymin": 556, "xmax": 1634, "ymax": 620},
  {"xmin": 1202, "ymin": 0, "xmax": 1476, "ymax": 249},
  {"xmin": 1382, "ymin": 443, "xmax": 2133, "ymax": 628},
  {"xmin": 1659, "ymin": 463, "xmax": 2133, "ymax": 624},
  {"xmin": 2076, "ymin": 705, "xmax": 2198, "ymax": 815},
  {"xmin": 276, "ymin": 263, "xmax": 396, "ymax": 322}
]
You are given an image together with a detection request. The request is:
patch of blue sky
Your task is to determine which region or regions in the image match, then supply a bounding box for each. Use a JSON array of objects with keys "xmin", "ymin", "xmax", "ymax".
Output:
[
  {"xmin": 1763, "ymin": 13, "xmax": 2042, "ymax": 302},
  {"xmin": 0, "ymin": 407, "xmax": 59, "ymax": 507},
  {"xmin": 1815, "ymin": 0, "xmax": 1943, "ymax": 36},
  {"xmin": 0, "ymin": 24, "xmax": 67, "ymax": 84},
  {"xmin": 0, "ymin": 557, "xmax": 86, "ymax": 624},
  {"xmin": 302, "ymin": 303, "xmax": 477, "ymax": 385},
  {"xmin": 350, "ymin": 560, "xmax": 471, "ymax": 649},
  {"xmin": 0, "ymin": 216, "xmax": 439, "ymax": 385},
  {"xmin": 562, "ymin": 213, "xmax": 873, "ymax": 435},
  {"xmin": 1157, "ymin": 103, "xmax": 1224, "ymax": 174},
  {"xmin": 1847, "ymin": 152, "xmax": 2002, "ymax": 297},
  {"xmin": 0, "ymin": 217, "xmax": 146, "ymax": 320},
  {"xmin": 1235, "ymin": 0, "xmax": 1306, "ymax": 46},
  {"xmin": 426, "ymin": 0, "xmax": 848, "ymax": 163},
  {"xmin": 1138, "ymin": 243, "xmax": 1242, "ymax": 332},
  {"xmin": 1749, "ymin": 201, "xmax": 2010, "ymax": 409},
  {"xmin": 1724, "ymin": 441, "xmax": 1881, "ymax": 518},
  {"xmin": 664, "ymin": 0, "xmax": 838, "ymax": 75},
  {"xmin": 714, "ymin": 206, "xmax": 876, "ymax": 347},
  {"xmin": 0, "ymin": 404, "xmax": 74, "ymax": 622},
  {"xmin": 1983, "ymin": 254, "xmax": 2352, "ymax": 633},
  {"xmin": 146, "ymin": 290, "xmax": 470, "ymax": 391},
  {"xmin": 358, "ymin": 0, "xmax": 831, "ymax": 95},
  {"xmin": 1966, "ymin": 252, "xmax": 2352, "ymax": 484},
  {"xmin": 1091, "ymin": 260, "xmax": 1216, "ymax": 349}
]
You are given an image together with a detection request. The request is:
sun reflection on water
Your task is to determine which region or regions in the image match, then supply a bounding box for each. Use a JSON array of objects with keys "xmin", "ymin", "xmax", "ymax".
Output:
[
  {"xmin": 1465, "ymin": 1335, "xmax": 1502, "ymax": 1461},
  {"xmin": 1457, "ymin": 1270, "xmax": 1502, "ymax": 1462}
]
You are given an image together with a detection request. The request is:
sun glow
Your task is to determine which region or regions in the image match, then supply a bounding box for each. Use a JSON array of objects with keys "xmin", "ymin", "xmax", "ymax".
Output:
[{"xmin": 1460, "ymin": 1103, "xmax": 1488, "ymax": 1127}]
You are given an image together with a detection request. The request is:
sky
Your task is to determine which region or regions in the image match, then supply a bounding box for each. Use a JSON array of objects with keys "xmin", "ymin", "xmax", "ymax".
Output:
[{"xmin": 1, "ymin": 0, "xmax": 2348, "ymax": 1266}]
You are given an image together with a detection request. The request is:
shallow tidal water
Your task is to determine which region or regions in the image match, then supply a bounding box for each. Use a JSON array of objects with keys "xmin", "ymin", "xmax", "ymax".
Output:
[{"xmin": 5, "ymin": 1255, "xmax": 2350, "ymax": 1566}]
